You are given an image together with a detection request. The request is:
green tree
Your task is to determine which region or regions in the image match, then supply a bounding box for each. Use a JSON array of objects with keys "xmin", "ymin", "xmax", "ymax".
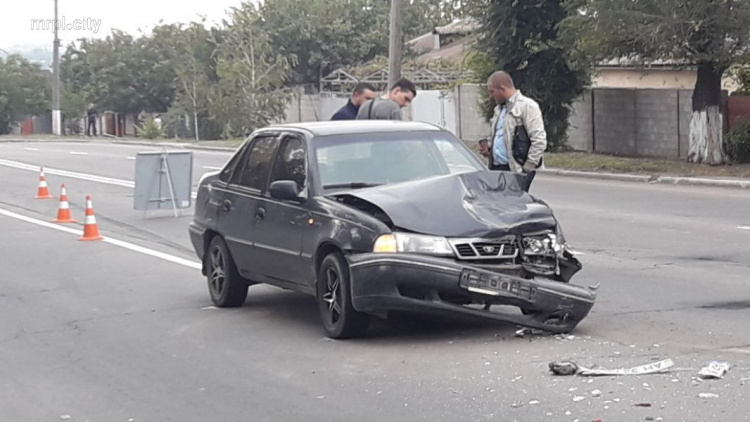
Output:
[
  {"xmin": 468, "ymin": 0, "xmax": 589, "ymax": 151},
  {"xmin": 0, "ymin": 54, "xmax": 50, "ymax": 134},
  {"xmin": 62, "ymin": 31, "xmax": 176, "ymax": 115},
  {"xmin": 211, "ymin": 3, "xmax": 292, "ymax": 138},
  {"xmin": 149, "ymin": 22, "xmax": 216, "ymax": 140},
  {"xmin": 561, "ymin": 0, "xmax": 750, "ymax": 165},
  {"xmin": 257, "ymin": 0, "xmax": 465, "ymax": 87},
  {"xmin": 60, "ymin": 84, "xmax": 87, "ymax": 134}
]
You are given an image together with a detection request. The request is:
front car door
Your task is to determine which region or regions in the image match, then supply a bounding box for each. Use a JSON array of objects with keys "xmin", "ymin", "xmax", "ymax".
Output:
[
  {"xmin": 252, "ymin": 133, "xmax": 311, "ymax": 286},
  {"xmin": 219, "ymin": 133, "xmax": 281, "ymax": 280}
]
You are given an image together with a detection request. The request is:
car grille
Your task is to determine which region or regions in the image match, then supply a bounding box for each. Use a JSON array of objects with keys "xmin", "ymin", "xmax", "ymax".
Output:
[{"xmin": 449, "ymin": 238, "xmax": 519, "ymax": 260}]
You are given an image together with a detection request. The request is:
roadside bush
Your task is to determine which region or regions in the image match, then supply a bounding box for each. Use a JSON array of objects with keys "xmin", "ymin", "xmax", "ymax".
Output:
[
  {"xmin": 136, "ymin": 116, "xmax": 166, "ymax": 140},
  {"xmin": 725, "ymin": 120, "xmax": 750, "ymax": 163}
]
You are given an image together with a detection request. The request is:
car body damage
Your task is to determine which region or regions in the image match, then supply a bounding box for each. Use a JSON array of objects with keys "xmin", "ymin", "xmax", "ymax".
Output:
[{"xmin": 331, "ymin": 170, "xmax": 595, "ymax": 334}]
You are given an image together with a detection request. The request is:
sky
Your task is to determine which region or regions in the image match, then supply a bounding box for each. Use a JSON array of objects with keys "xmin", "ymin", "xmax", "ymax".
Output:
[{"xmin": 0, "ymin": 0, "xmax": 247, "ymax": 50}]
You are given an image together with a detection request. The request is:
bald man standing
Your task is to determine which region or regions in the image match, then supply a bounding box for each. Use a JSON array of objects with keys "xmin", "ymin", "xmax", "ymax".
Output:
[{"xmin": 480, "ymin": 71, "xmax": 547, "ymax": 180}]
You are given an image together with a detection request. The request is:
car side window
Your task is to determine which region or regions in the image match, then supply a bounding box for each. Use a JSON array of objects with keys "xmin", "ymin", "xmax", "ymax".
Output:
[
  {"xmin": 269, "ymin": 136, "xmax": 307, "ymax": 191},
  {"xmin": 233, "ymin": 135, "xmax": 279, "ymax": 191},
  {"xmin": 218, "ymin": 143, "xmax": 249, "ymax": 183}
]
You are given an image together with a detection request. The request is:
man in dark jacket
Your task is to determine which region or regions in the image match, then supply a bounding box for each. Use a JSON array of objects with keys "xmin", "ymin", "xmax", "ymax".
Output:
[{"xmin": 331, "ymin": 82, "xmax": 376, "ymax": 120}]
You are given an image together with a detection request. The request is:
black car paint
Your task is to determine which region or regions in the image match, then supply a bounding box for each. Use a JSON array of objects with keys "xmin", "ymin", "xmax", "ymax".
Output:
[{"xmin": 189, "ymin": 123, "xmax": 596, "ymax": 334}]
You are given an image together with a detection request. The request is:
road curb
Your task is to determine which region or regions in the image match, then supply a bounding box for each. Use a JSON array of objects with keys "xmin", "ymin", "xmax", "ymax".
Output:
[
  {"xmin": 654, "ymin": 176, "xmax": 750, "ymax": 189},
  {"xmin": 0, "ymin": 138, "xmax": 95, "ymax": 143},
  {"xmin": 541, "ymin": 168, "xmax": 750, "ymax": 189},
  {"xmin": 111, "ymin": 140, "xmax": 237, "ymax": 152},
  {"xmin": 540, "ymin": 169, "xmax": 653, "ymax": 183}
]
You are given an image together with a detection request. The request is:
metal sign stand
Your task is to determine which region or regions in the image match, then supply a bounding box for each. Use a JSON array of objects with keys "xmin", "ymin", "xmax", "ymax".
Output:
[{"xmin": 134, "ymin": 147, "xmax": 193, "ymax": 218}]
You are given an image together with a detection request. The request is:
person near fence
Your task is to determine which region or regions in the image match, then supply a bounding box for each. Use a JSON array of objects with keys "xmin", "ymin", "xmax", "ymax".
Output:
[
  {"xmin": 356, "ymin": 78, "xmax": 417, "ymax": 120},
  {"xmin": 86, "ymin": 104, "xmax": 98, "ymax": 137},
  {"xmin": 479, "ymin": 71, "xmax": 547, "ymax": 188},
  {"xmin": 331, "ymin": 82, "xmax": 377, "ymax": 120}
]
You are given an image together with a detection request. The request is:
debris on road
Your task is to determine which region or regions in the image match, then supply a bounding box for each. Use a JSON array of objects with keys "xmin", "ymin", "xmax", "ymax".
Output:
[
  {"xmin": 591, "ymin": 389, "xmax": 602, "ymax": 397},
  {"xmin": 529, "ymin": 400, "xmax": 540, "ymax": 405},
  {"xmin": 514, "ymin": 327, "xmax": 547, "ymax": 338},
  {"xmin": 633, "ymin": 403, "xmax": 652, "ymax": 407},
  {"xmin": 698, "ymin": 393, "xmax": 719, "ymax": 399},
  {"xmin": 698, "ymin": 361, "xmax": 731, "ymax": 379},
  {"xmin": 549, "ymin": 359, "xmax": 674, "ymax": 376},
  {"xmin": 573, "ymin": 396, "xmax": 586, "ymax": 402}
]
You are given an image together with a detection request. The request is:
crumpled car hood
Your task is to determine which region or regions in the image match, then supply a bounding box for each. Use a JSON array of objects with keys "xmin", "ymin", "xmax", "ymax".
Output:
[{"xmin": 333, "ymin": 171, "xmax": 558, "ymax": 238}]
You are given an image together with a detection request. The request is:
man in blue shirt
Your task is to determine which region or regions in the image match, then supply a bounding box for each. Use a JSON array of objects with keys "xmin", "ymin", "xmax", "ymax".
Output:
[{"xmin": 331, "ymin": 83, "xmax": 376, "ymax": 120}]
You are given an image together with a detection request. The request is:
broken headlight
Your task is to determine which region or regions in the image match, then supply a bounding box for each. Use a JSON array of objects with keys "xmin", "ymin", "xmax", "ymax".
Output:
[
  {"xmin": 522, "ymin": 233, "xmax": 563, "ymax": 256},
  {"xmin": 373, "ymin": 233, "xmax": 454, "ymax": 257}
]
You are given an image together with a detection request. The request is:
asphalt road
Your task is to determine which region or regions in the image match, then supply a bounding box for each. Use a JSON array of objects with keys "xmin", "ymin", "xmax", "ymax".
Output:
[{"xmin": 1, "ymin": 141, "xmax": 749, "ymax": 422}]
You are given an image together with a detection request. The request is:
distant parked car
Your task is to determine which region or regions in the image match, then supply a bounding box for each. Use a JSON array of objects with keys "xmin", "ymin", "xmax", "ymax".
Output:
[{"xmin": 188, "ymin": 121, "xmax": 597, "ymax": 339}]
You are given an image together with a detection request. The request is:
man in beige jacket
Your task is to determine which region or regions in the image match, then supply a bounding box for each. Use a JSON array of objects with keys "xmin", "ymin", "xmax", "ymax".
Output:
[{"xmin": 479, "ymin": 71, "xmax": 547, "ymax": 178}]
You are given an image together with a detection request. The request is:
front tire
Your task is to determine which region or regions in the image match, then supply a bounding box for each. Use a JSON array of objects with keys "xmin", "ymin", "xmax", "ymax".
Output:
[
  {"xmin": 316, "ymin": 252, "xmax": 370, "ymax": 339},
  {"xmin": 206, "ymin": 236, "xmax": 248, "ymax": 307}
]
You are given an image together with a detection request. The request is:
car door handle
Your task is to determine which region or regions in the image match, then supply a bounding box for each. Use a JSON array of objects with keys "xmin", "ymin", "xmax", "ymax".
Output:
[
  {"xmin": 221, "ymin": 199, "xmax": 232, "ymax": 211},
  {"xmin": 255, "ymin": 207, "xmax": 266, "ymax": 221}
]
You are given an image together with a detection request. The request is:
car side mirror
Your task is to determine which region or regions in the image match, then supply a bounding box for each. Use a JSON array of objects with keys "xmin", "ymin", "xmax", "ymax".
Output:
[{"xmin": 269, "ymin": 180, "xmax": 304, "ymax": 203}]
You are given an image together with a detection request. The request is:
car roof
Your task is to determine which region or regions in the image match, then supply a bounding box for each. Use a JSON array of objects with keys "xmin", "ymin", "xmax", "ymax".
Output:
[{"xmin": 260, "ymin": 120, "xmax": 445, "ymax": 137}]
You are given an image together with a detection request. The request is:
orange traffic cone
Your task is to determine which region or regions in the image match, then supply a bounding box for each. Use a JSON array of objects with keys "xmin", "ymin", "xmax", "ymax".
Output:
[
  {"xmin": 35, "ymin": 167, "xmax": 53, "ymax": 199},
  {"xmin": 78, "ymin": 195, "xmax": 103, "ymax": 241},
  {"xmin": 52, "ymin": 184, "xmax": 77, "ymax": 224}
]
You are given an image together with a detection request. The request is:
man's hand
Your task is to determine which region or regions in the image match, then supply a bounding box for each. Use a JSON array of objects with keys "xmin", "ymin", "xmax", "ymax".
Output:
[
  {"xmin": 522, "ymin": 161, "xmax": 537, "ymax": 173},
  {"xmin": 478, "ymin": 139, "xmax": 490, "ymax": 157}
]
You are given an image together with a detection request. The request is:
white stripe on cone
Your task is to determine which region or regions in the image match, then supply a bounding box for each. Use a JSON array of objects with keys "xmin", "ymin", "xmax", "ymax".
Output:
[
  {"xmin": 39, "ymin": 181, "xmax": 48, "ymax": 187},
  {"xmin": 84, "ymin": 215, "xmax": 97, "ymax": 225},
  {"xmin": 59, "ymin": 201, "xmax": 70, "ymax": 210}
]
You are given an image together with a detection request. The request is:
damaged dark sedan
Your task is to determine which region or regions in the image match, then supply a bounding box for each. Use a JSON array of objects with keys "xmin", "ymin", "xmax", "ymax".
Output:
[{"xmin": 189, "ymin": 121, "xmax": 596, "ymax": 339}]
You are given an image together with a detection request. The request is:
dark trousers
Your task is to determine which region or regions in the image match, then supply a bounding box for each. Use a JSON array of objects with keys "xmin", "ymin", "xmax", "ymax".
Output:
[
  {"xmin": 86, "ymin": 119, "xmax": 97, "ymax": 136},
  {"xmin": 489, "ymin": 163, "xmax": 511, "ymax": 171}
]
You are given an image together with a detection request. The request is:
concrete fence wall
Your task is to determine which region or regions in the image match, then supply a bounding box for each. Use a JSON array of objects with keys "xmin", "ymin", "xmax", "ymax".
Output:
[
  {"xmin": 285, "ymin": 85, "xmax": 704, "ymax": 160},
  {"xmin": 566, "ymin": 89, "xmax": 696, "ymax": 159}
]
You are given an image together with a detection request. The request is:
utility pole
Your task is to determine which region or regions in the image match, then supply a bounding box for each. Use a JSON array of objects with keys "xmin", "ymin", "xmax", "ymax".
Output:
[
  {"xmin": 387, "ymin": 0, "xmax": 403, "ymax": 89},
  {"xmin": 52, "ymin": 0, "xmax": 62, "ymax": 135}
]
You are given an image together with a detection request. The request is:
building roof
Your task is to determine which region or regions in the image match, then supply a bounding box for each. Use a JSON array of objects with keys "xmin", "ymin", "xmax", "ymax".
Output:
[{"xmin": 262, "ymin": 120, "xmax": 444, "ymax": 137}]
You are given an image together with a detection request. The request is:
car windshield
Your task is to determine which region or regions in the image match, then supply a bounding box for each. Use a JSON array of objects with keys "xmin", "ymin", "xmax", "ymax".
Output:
[{"xmin": 313, "ymin": 131, "xmax": 485, "ymax": 189}]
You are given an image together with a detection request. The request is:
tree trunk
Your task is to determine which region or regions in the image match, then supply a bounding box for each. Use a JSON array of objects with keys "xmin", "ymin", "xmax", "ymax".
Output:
[{"xmin": 688, "ymin": 62, "xmax": 725, "ymax": 165}]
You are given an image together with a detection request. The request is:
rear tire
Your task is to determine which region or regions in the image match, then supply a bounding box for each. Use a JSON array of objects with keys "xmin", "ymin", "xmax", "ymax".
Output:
[
  {"xmin": 206, "ymin": 236, "xmax": 248, "ymax": 307},
  {"xmin": 316, "ymin": 252, "xmax": 370, "ymax": 339}
]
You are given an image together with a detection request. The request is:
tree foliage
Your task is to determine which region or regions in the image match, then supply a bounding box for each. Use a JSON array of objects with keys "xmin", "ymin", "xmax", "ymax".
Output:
[
  {"xmin": 469, "ymin": 0, "xmax": 589, "ymax": 151},
  {"xmin": 0, "ymin": 54, "xmax": 50, "ymax": 134},
  {"xmin": 561, "ymin": 0, "xmax": 750, "ymax": 164},
  {"xmin": 52, "ymin": 0, "xmax": 468, "ymax": 139}
]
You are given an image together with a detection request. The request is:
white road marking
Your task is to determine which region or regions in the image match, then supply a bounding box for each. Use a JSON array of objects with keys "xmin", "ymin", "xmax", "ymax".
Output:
[
  {"xmin": 0, "ymin": 207, "xmax": 202, "ymax": 270},
  {"xmin": 23, "ymin": 147, "xmax": 39, "ymax": 151},
  {"xmin": 69, "ymin": 152, "xmax": 89, "ymax": 155},
  {"xmin": 738, "ymin": 226, "xmax": 750, "ymax": 230},
  {"xmin": 0, "ymin": 158, "xmax": 197, "ymax": 199},
  {"xmin": 126, "ymin": 157, "xmax": 136, "ymax": 160},
  {"xmin": 203, "ymin": 166, "xmax": 222, "ymax": 170}
]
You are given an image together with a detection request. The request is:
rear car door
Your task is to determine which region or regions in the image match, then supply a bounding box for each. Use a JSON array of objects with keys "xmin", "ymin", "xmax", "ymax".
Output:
[
  {"xmin": 252, "ymin": 133, "xmax": 311, "ymax": 285},
  {"xmin": 219, "ymin": 133, "xmax": 280, "ymax": 280}
]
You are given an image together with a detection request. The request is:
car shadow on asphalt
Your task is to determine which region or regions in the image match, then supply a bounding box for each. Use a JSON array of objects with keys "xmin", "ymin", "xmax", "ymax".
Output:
[{"xmin": 238, "ymin": 287, "xmax": 530, "ymax": 343}]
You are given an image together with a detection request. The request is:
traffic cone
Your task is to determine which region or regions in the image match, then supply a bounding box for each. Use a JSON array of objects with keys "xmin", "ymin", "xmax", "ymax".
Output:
[
  {"xmin": 35, "ymin": 167, "xmax": 53, "ymax": 199},
  {"xmin": 52, "ymin": 184, "xmax": 77, "ymax": 224},
  {"xmin": 78, "ymin": 195, "xmax": 103, "ymax": 241}
]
